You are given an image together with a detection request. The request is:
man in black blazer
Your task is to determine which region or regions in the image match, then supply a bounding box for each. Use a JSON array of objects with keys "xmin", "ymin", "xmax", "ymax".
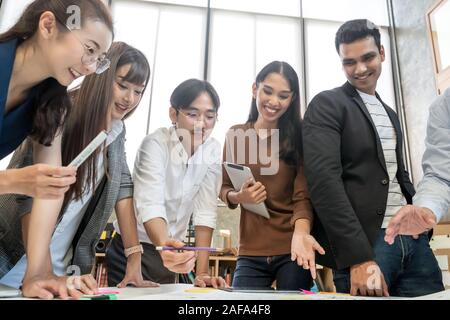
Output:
[{"xmin": 303, "ymin": 19, "xmax": 444, "ymax": 297}]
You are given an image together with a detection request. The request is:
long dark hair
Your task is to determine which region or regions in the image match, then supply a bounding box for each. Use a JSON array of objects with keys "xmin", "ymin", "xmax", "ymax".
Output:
[
  {"xmin": 247, "ymin": 61, "xmax": 302, "ymax": 166},
  {"xmin": 62, "ymin": 42, "xmax": 150, "ymax": 203},
  {"xmin": 0, "ymin": 0, "xmax": 113, "ymax": 146}
]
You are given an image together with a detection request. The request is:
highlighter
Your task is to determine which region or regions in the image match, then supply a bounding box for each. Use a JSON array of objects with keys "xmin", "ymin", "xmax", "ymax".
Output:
[{"xmin": 80, "ymin": 293, "xmax": 117, "ymax": 300}]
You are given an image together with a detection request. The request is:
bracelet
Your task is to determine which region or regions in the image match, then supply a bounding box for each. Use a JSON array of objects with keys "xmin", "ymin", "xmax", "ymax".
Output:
[
  {"xmin": 225, "ymin": 190, "xmax": 239, "ymax": 208},
  {"xmin": 227, "ymin": 189, "xmax": 239, "ymax": 204},
  {"xmin": 124, "ymin": 244, "xmax": 144, "ymax": 258}
]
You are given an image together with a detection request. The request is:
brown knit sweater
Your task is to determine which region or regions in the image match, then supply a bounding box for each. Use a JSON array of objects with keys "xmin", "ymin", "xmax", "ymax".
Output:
[{"xmin": 220, "ymin": 123, "xmax": 313, "ymax": 256}]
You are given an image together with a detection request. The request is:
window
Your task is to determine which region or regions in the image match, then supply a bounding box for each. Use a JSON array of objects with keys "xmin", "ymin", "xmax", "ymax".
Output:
[
  {"xmin": 111, "ymin": 0, "xmax": 206, "ymax": 166},
  {"xmin": 427, "ymin": 0, "xmax": 450, "ymax": 94},
  {"xmin": 302, "ymin": 0, "xmax": 389, "ymax": 26},
  {"xmin": 305, "ymin": 19, "xmax": 396, "ymax": 108},
  {"xmin": 208, "ymin": 10, "xmax": 302, "ymax": 144},
  {"xmin": 210, "ymin": 0, "xmax": 300, "ymax": 17},
  {"xmin": 140, "ymin": 0, "xmax": 207, "ymax": 8},
  {"xmin": 0, "ymin": 0, "xmax": 399, "ymax": 171}
]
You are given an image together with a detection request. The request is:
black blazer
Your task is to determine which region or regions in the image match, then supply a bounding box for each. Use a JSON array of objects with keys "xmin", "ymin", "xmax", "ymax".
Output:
[{"xmin": 302, "ymin": 82, "xmax": 415, "ymax": 270}]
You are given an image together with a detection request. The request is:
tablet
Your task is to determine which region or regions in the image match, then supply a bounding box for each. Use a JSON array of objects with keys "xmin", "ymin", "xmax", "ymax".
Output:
[
  {"xmin": 0, "ymin": 284, "xmax": 22, "ymax": 298},
  {"xmin": 223, "ymin": 162, "xmax": 270, "ymax": 219},
  {"xmin": 69, "ymin": 130, "xmax": 108, "ymax": 168}
]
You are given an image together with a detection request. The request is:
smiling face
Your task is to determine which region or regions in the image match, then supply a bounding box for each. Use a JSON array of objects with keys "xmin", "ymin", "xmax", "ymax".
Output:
[
  {"xmin": 170, "ymin": 92, "xmax": 217, "ymax": 151},
  {"xmin": 339, "ymin": 36, "xmax": 385, "ymax": 95},
  {"xmin": 109, "ymin": 64, "xmax": 146, "ymax": 122},
  {"xmin": 253, "ymin": 72, "xmax": 293, "ymax": 125},
  {"xmin": 39, "ymin": 12, "xmax": 113, "ymax": 86}
]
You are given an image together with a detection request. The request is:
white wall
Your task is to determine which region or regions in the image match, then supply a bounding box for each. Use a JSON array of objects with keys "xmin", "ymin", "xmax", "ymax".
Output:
[
  {"xmin": 0, "ymin": 0, "xmax": 34, "ymax": 33},
  {"xmin": 392, "ymin": 0, "xmax": 438, "ymax": 185}
]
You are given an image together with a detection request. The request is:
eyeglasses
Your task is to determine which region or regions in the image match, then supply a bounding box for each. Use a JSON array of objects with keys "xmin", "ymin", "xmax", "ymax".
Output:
[
  {"xmin": 59, "ymin": 22, "xmax": 110, "ymax": 74},
  {"xmin": 177, "ymin": 109, "xmax": 218, "ymax": 124}
]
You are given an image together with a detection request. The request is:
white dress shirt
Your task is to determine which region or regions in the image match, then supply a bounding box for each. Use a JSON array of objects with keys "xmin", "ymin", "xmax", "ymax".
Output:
[
  {"xmin": 114, "ymin": 126, "xmax": 222, "ymax": 243},
  {"xmin": 414, "ymin": 88, "xmax": 450, "ymax": 222}
]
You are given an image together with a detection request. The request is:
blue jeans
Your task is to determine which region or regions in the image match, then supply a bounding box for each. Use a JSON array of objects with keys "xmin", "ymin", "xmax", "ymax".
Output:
[
  {"xmin": 333, "ymin": 230, "xmax": 444, "ymax": 297},
  {"xmin": 232, "ymin": 255, "xmax": 312, "ymax": 290}
]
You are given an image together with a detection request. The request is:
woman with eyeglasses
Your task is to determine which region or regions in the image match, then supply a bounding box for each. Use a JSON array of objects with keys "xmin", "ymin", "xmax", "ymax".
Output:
[
  {"xmin": 220, "ymin": 61, "xmax": 324, "ymax": 290},
  {"xmin": 0, "ymin": 42, "xmax": 156, "ymax": 299},
  {"xmin": 0, "ymin": 0, "xmax": 113, "ymax": 198},
  {"xmin": 106, "ymin": 79, "xmax": 227, "ymax": 289}
]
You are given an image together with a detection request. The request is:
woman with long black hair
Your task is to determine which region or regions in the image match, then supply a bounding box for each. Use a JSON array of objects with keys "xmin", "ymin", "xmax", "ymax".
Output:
[{"xmin": 220, "ymin": 61, "xmax": 324, "ymax": 290}]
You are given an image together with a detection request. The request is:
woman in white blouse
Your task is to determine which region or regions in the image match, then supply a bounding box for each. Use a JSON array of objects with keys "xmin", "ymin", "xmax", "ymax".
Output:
[{"xmin": 107, "ymin": 79, "xmax": 226, "ymax": 288}]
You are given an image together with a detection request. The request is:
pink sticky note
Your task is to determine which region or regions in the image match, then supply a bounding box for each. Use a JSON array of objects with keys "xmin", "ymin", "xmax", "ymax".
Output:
[
  {"xmin": 301, "ymin": 289, "xmax": 316, "ymax": 295},
  {"xmin": 97, "ymin": 289, "xmax": 120, "ymax": 295}
]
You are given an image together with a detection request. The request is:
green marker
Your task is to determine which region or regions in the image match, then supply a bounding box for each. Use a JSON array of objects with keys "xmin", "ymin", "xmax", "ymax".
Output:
[{"xmin": 80, "ymin": 293, "xmax": 117, "ymax": 300}]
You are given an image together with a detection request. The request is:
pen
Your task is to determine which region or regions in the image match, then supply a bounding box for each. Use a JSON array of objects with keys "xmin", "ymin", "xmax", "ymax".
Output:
[{"xmin": 155, "ymin": 246, "xmax": 223, "ymax": 252}]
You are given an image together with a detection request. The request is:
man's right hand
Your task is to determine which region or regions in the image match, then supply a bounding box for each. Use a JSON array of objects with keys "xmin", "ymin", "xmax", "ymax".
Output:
[
  {"xmin": 159, "ymin": 239, "xmax": 196, "ymax": 273},
  {"xmin": 6, "ymin": 164, "xmax": 76, "ymax": 198},
  {"xmin": 350, "ymin": 261, "xmax": 389, "ymax": 297},
  {"xmin": 385, "ymin": 205, "xmax": 437, "ymax": 245}
]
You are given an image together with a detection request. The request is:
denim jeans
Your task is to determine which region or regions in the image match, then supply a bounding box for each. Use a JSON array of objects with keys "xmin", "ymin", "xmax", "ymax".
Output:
[
  {"xmin": 232, "ymin": 254, "xmax": 312, "ymax": 290},
  {"xmin": 333, "ymin": 229, "xmax": 444, "ymax": 297}
]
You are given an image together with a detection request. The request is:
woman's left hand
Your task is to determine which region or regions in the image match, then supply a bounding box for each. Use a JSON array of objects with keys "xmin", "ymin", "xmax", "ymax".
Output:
[{"xmin": 291, "ymin": 232, "xmax": 325, "ymax": 279}]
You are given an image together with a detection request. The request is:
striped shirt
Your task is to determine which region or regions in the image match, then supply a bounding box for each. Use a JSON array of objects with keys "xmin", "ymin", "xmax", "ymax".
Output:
[{"xmin": 357, "ymin": 90, "xmax": 407, "ymax": 228}]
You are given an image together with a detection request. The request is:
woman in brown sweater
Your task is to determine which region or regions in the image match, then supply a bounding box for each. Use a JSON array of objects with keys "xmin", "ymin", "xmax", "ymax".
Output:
[{"xmin": 220, "ymin": 61, "xmax": 324, "ymax": 290}]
